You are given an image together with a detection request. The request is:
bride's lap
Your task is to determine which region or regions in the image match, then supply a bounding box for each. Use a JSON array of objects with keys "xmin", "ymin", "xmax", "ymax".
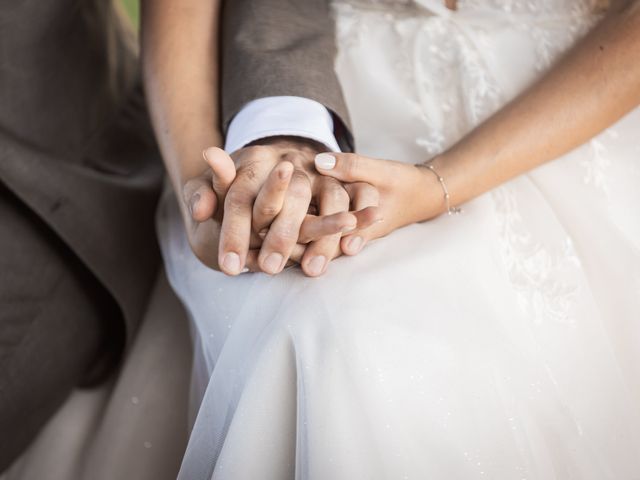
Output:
[
  {"xmin": 162, "ymin": 155, "xmax": 639, "ymax": 408},
  {"xmin": 168, "ymin": 205, "xmax": 640, "ymax": 479},
  {"xmin": 159, "ymin": 142, "xmax": 640, "ymax": 478},
  {"xmin": 161, "ymin": 186, "xmax": 571, "ymax": 400}
]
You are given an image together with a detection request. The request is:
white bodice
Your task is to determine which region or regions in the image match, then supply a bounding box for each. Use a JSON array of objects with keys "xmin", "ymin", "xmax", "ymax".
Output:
[
  {"xmin": 337, "ymin": 0, "xmax": 605, "ymax": 17},
  {"xmin": 333, "ymin": 0, "xmax": 602, "ymax": 157}
]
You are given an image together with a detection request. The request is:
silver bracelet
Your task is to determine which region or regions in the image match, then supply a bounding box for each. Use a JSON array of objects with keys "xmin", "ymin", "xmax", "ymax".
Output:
[{"xmin": 421, "ymin": 162, "xmax": 462, "ymax": 216}]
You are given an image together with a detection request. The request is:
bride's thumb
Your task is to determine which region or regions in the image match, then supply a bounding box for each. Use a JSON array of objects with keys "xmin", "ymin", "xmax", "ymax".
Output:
[{"xmin": 314, "ymin": 152, "xmax": 380, "ymax": 185}]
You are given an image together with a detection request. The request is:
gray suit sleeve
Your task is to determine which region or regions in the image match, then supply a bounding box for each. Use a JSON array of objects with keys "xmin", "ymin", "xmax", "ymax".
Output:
[{"xmin": 221, "ymin": 0, "xmax": 353, "ymax": 150}]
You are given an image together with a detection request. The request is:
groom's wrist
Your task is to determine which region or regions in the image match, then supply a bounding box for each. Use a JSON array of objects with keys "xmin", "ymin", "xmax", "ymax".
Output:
[
  {"xmin": 224, "ymin": 96, "xmax": 342, "ymax": 154},
  {"xmin": 246, "ymin": 136, "xmax": 327, "ymax": 156}
]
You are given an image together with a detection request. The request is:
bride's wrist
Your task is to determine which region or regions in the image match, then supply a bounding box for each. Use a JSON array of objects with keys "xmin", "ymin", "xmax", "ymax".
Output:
[
  {"xmin": 414, "ymin": 161, "xmax": 448, "ymax": 221},
  {"xmin": 415, "ymin": 154, "xmax": 460, "ymax": 220}
]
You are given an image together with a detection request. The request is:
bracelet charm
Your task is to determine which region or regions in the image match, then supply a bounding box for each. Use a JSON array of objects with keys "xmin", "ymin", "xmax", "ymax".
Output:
[{"xmin": 421, "ymin": 162, "xmax": 462, "ymax": 216}]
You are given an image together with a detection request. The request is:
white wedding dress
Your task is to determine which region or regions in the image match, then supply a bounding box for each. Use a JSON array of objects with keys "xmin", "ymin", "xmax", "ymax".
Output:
[{"xmin": 158, "ymin": 0, "xmax": 640, "ymax": 478}]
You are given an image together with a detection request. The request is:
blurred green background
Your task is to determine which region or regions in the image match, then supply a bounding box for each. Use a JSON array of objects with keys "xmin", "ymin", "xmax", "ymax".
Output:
[{"xmin": 120, "ymin": 0, "xmax": 139, "ymax": 27}]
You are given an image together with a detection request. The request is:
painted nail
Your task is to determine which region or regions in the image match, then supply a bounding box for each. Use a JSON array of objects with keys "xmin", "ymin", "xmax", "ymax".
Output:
[
  {"xmin": 347, "ymin": 236, "xmax": 364, "ymax": 253},
  {"xmin": 315, "ymin": 153, "xmax": 336, "ymax": 170},
  {"xmin": 307, "ymin": 255, "xmax": 327, "ymax": 276},
  {"xmin": 222, "ymin": 252, "xmax": 241, "ymax": 274},
  {"xmin": 263, "ymin": 252, "xmax": 284, "ymax": 274},
  {"xmin": 189, "ymin": 192, "xmax": 201, "ymax": 217},
  {"xmin": 258, "ymin": 228, "xmax": 268, "ymax": 239},
  {"xmin": 241, "ymin": 267, "xmax": 250, "ymax": 273}
]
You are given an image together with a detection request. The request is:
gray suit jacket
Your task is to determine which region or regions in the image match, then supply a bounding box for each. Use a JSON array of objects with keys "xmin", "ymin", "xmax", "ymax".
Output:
[
  {"xmin": 221, "ymin": 0, "xmax": 353, "ymax": 150},
  {"xmin": 0, "ymin": 0, "xmax": 163, "ymax": 359},
  {"xmin": 0, "ymin": 0, "xmax": 350, "ymax": 364}
]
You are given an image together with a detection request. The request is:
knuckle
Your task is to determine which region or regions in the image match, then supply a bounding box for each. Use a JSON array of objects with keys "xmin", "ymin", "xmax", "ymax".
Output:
[
  {"xmin": 225, "ymin": 188, "xmax": 251, "ymax": 213},
  {"xmin": 282, "ymin": 151, "xmax": 308, "ymax": 167},
  {"xmin": 268, "ymin": 233, "xmax": 295, "ymax": 252},
  {"xmin": 271, "ymin": 222, "xmax": 299, "ymax": 245},
  {"xmin": 368, "ymin": 184, "xmax": 381, "ymax": 198},
  {"xmin": 358, "ymin": 183, "xmax": 379, "ymax": 202},
  {"xmin": 324, "ymin": 181, "xmax": 349, "ymax": 204},
  {"xmin": 256, "ymin": 204, "xmax": 279, "ymax": 218},
  {"xmin": 311, "ymin": 236, "xmax": 341, "ymax": 256},
  {"xmin": 181, "ymin": 178, "xmax": 201, "ymax": 198},
  {"xmin": 339, "ymin": 153, "xmax": 360, "ymax": 178},
  {"xmin": 245, "ymin": 145, "xmax": 272, "ymax": 159},
  {"xmin": 244, "ymin": 167, "xmax": 258, "ymax": 182},
  {"xmin": 238, "ymin": 163, "xmax": 259, "ymax": 182},
  {"xmin": 221, "ymin": 223, "xmax": 244, "ymax": 243},
  {"xmin": 281, "ymin": 151, "xmax": 299, "ymax": 162},
  {"xmin": 224, "ymin": 189, "xmax": 244, "ymax": 207},
  {"xmin": 288, "ymin": 173, "xmax": 312, "ymax": 201}
]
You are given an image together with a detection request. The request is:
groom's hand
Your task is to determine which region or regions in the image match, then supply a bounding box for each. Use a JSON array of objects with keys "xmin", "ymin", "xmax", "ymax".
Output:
[
  {"xmin": 180, "ymin": 142, "xmax": 367, "ymax": 275},
  {"xmin": 180, "ymin": 148, "xmax": 236, "ymax": 270},
  {"xmin": 220, "ymin": 137, "xmax": 330, "ymax": 275},
  {"xmin": 220, "ymin": 137, "xmax": 377, "ymax": 277}
]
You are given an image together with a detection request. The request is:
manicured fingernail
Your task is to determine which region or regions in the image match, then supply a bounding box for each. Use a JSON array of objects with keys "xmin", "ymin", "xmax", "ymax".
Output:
[
  {"xmin": 241, "ymin": 267, "xmax": 250, "ymax": 273},
  {"xmin": 263, "ymin": 253, "xmax": 284, "ymax": 274},
  {"xmin": 189, "ymin": 192, "xmax": 201, "ymax": 217},
  {"xmin": 258, "ymin": 228, "xmax": 268, "ymax": 239},
  {"xmin": 347, "ymin": 236, "xmax": 363, "ymax": 253},
  {"xmin": 315, "ymin": 153, "xmax": 336, "ymax": 170},
  {"xmin": 307, "ymin": 255, "xmax": 326, "ymax": 276},
  {"xmin": 222, "ymin": 252, "xmax": 241, "ymax": 274}
]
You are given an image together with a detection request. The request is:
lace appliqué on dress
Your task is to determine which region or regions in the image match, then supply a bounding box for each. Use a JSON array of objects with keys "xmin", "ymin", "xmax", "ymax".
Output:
[
  {"xmin": 412, "ymin": 16, "xmax": 503, "ymax": 156},
  {"xmin": 492, "ymin": 186, "xmax": 582, "ymax": 325},
  {"xmin": 581, "ymin": 129, "xmax": 619, "ymax": 196},
  {"xmin": 334, "ymin": 0, "xmax": 595, "ymax": 325}
]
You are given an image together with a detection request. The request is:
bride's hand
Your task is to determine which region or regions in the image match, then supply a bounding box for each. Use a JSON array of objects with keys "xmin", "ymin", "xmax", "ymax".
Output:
[{"xmin": 314, "ymin": 152, "xmax": 446, "ymax": 255}]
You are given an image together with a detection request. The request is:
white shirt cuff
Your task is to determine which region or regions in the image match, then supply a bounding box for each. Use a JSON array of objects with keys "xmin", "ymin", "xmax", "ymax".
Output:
[{"xmin": 224, "ymin": 96, "xmax": 342, "ymax": 154}]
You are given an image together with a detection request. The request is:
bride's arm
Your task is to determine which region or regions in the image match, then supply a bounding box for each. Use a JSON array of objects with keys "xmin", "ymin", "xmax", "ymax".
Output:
[
  {"xmin": 314, "ymin": 1, "xmax": 640, "ymax": 254},
  {"xmin": 142, "ymin": 0, "xmax": 246, "ymax": 270},
  {"xmin": 141, "ymin": 0, "xmax": 230, "ymax": 215},
  {"xmin": 432, "ymin": 0, "xmax": 640, "ymax": 210}
]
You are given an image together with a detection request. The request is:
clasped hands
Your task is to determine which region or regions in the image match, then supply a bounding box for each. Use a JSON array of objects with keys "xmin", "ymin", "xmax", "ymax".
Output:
[{"xmin": 181, "ymin": 137, "xmax": 444, "ymax": 277}]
